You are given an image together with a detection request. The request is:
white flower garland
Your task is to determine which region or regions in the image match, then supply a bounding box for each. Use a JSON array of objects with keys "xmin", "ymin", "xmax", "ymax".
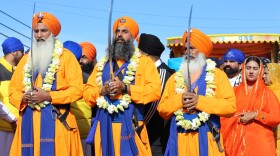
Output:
[
  {"xmin": 22, "ymin": 39, "xmax": 63, "ymax": 110},
  {"xmin": 174, "ymin": 59, "xmax": 216, "ymax": 130},
  {"xmin": 96, "ymin": 51, "xmax": 141, "ymax": 114}
]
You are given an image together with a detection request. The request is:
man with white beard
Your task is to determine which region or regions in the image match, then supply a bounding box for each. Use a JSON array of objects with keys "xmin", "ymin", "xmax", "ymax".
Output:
[
  {"xmin": 9, "ymin": 12, "xmax": 84, "ymax": 156},
  {"xmin": 157, "ymin": 28, "xmax": 236, "ymax": 156},
  {"xmin": 32, "ymin": 34, "xmax": 55, "ymax": 75}
]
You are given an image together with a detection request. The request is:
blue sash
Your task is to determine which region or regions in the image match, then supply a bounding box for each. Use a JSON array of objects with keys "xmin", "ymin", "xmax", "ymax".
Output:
[
  {"xmin": 21, "ymin": 71, "xmax": 56, "ymax": 156},
  {"xmin": 21, "ymin": 107, "xmax": 34, "ymax": 156},
  {"xmin": 86, "ymin": 61, "xmax": 139, "ymax": 156},
  {"xmin": 165, "ymin": 65, "xmax": 220, "ymax": 156}
]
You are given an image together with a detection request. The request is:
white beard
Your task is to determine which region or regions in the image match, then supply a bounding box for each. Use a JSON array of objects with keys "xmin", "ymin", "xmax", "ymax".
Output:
[
  {"xmin": 182, "ymin": 53, "xmax": 206, "ymax": 84},
  {"xmin": 32, "ymin": 35, "xmax": 55, "ymax": 75}
]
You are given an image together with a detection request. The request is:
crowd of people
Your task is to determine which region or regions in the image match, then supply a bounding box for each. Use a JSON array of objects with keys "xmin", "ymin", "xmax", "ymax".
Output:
[{"xmin": 1, "ymin": 11, "xmax": 280, "ymax": 156}]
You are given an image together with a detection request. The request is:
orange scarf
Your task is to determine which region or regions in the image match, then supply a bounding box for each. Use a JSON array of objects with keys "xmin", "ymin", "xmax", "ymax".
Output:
[{"xmin": 222, "ymin": 58, "xmax": 278, "ymax": 156}]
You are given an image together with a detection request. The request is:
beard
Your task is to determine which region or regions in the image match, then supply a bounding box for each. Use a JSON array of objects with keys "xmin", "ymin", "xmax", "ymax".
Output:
[
  {"xmin": 32, "ymin": 34, "xmax": 55, "ymax": 75},
  {"xmin": 81, "ymin": 62, "xmax": 94, "ymax": 74},
  {"xmin": 109, "ymin": 37, "xmax": 135, "ymax": 61},
  {"xmin": 223, "ymin": 65, "xmax": 239, "ymax": 75},
  {"xmin": 182, "ymin": 53, "xmax": 206, "ymax": 84}
]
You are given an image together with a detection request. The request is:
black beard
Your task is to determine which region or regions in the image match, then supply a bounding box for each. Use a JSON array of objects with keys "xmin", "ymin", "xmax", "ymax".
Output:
[
  {"xmin": 81, "ymin": 62, "xmax": 94, "ymax": 74},
  {"xmin": 223, "ymin": 65, "xmax": 239, "ymax": 75},
  {"xmin": 110, "ymin": 38, "xmax": 134, "ymax": 61}
]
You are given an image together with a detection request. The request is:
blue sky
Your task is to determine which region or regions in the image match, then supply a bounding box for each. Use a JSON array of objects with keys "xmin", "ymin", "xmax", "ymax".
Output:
[{"xmin": 1, "ymin": 0, "xmax": 280, "ymax": 63}]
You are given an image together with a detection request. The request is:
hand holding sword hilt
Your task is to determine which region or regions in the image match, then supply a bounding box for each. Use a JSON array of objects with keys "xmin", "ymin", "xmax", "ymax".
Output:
[
  {"xmin": 29, "ymin": 87, "xmax": 39, "ymax": 103},
  {"xmin": 108, "ymin": 79, "xmax": 116, "ymax": 96},
  {"xmin": 182, "ymin": 90, "xmax": 198, "ymax": 113},
  {"xmin": 26, "ymin": 88, "xmax": 37, "ymax": 109}
]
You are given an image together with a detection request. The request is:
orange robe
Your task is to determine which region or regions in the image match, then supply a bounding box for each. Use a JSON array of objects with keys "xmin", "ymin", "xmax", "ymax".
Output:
[
  {"xmin": 84, "ymin": 54, "xmax": 161, "ymax": 156},
  {"xmin": 222, "ymin": 61, "xmax": 280, "ymax": 156},
  {"xmin": 9, "ymin": 49, "xmax": 84, "ymax": 156},
  {"xmin": 157, "ymin": 68, "xmax": 236, "ymax": 156},
  {"xmin": 266, "ymin": 63, "xmax": 280, "ymax": 156}
]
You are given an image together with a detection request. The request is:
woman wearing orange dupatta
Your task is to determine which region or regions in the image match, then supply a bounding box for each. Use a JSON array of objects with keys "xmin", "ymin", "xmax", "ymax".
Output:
[
  {"xmin": 263, "ymin": 63, "xmax": 280, "ymax": 156},
  {"xmin": 223, "ymin": 56, "xmax": 280, "ymax": 156}
]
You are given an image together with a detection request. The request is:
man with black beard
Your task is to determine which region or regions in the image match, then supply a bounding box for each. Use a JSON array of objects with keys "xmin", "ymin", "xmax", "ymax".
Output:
[
  {"xmin": 63, "ymin": 40, "xmax": 94, "ymax": 156},
  {"xmin": 79, "ymin": 42, "xmax": 97, "ymax": 83},
  {"xmin": 222, "ymin": 48, "xmax": 246, "ymax": 87},
  {"xmin": 84, "ymin": 16, "xmax": 161, "ymax": 155}
]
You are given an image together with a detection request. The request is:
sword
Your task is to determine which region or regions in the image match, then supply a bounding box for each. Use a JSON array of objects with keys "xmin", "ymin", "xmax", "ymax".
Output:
[
  {"xmin": 186, "ymin": 5, "xmax": 193, "ymax": 93},
  {"xmin": 108, "ymin": 0, "xmax": 114, "ymax": 79},
  {"xmin": 52, "ymin": 106, "xmax": 75, "ymax": 131},
  {"xmin": 206, "ymin": 120, "xmax": 224, "ymax": 152},
  {"xmin": 29, "ymin": 2, "xmax": 36, "ymax": 106},
  {"xmin": 107, "ymin": 0, "xmax": 116, "ymax": 96}
]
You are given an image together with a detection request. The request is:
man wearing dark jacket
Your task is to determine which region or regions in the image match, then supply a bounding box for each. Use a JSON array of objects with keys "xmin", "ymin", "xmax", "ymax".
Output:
[{"xmin": 139, "ymin": 33, "xmax": 175, "ymax": 156}]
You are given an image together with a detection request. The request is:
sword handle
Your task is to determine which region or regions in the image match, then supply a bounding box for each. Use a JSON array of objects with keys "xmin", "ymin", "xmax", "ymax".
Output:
[{"xmin": 108, "ymin": 79, "xmax": 116, "ymax": 96}]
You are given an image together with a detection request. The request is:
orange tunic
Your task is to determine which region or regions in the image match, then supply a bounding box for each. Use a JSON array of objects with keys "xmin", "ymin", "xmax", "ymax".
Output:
[
  {"xmin": 269, "ymin": 84, "xmax": 280, "ymax": 156},
  {"xmin": 157, "ymin": 68, "xmax": 236, "ymax": 156},
  {"xmin": 264, "ymin": 63, "xmax": 280, "ymax": 156},
  {"xmin": 9, "ymin": 49, "xmax": 84, "ymax": 156},
  {"xmin": 84, "ymin": 54, "xmax": 161, "ymax": 156},
  {"xmin": 222, "ymin": 61, "xmax": 280, "ymax": 156}
]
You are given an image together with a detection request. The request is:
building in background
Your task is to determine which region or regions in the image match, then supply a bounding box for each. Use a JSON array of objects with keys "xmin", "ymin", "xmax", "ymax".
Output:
[{"xmin": 166, "ymin": 33, "xmax": 280, "ymax": 63}]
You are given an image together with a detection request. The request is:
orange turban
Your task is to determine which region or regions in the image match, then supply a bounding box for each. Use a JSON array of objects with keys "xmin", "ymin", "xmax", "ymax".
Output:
[
  {"xmin": 113, "ymin": 16, "xmax": 139, "ymax": 39},
  {"xmin": 32, "ymin": 12, "xmax": 61, "ymax": 37},
  {"xmin": 80, "ymin": 42, "xmax": 96, "ymax": 62},
  {"xmin": 182, "ymin": 28, "xmax": 213, "ymax": 57}
]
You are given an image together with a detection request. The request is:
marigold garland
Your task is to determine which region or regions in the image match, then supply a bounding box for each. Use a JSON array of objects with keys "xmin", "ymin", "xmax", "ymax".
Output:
[
  {"xmin": 23, "ymin": 39, "xmax": 63, "ymax": 110},
  {"xmin": 96, "ymin": 51, "xmax": 141, "ymax": 114},
  {"xmin": 174, "ymin": 59, "xmax": 216, "ymax": 130}
]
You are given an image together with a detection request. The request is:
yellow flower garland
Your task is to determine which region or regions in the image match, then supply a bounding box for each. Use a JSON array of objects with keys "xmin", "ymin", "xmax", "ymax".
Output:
[
  {"xmin": 96, "ymin": 51, "xmax": 141, "ymax": 114},
  {"xmin": 22, "ymin": 39, "xmax": 63, "ymax": 110},
  {"xmin": 174, "ymin": 59, "xmax": 216, "ymax": 130}
]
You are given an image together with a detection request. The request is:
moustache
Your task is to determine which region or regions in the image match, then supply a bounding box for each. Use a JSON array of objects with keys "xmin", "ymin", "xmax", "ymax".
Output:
[
  {"xmin": 223, "ymin": 65, "xmax": 232, "ymax": 70},
  {"xmin": 37, "ymin": 38, "xmax": 45, "ymax": 42},
  {"xmin": 115, "ymin": 37, "xmax": 125, "ymax": 42},
  {"xmin": 185, "ymin": 54, "xmax": 196, "ymax": 59}
]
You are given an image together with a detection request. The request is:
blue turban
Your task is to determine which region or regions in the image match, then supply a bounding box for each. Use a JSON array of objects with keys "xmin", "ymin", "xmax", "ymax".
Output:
[
  {"xmin": 217, "ymin": 57, "xmax": 224, "ymax": 66},
  {"xmin": 210, "ymin": 57, "xmax": 224, "ymax": 67},
  {"xmin": 168, "ymin": 57, "xmax": 183, "ymax": 71},
  {"xmin": 223, "ymin": 48, "xmax": 246, "ymax": 64},
  {"xmin": 2, "ymin": 37, "xmax": 24, "ymax": 55},
  {"xmin": 63, "ymin": 40, "xmax": 82, "ymax": 61}
]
